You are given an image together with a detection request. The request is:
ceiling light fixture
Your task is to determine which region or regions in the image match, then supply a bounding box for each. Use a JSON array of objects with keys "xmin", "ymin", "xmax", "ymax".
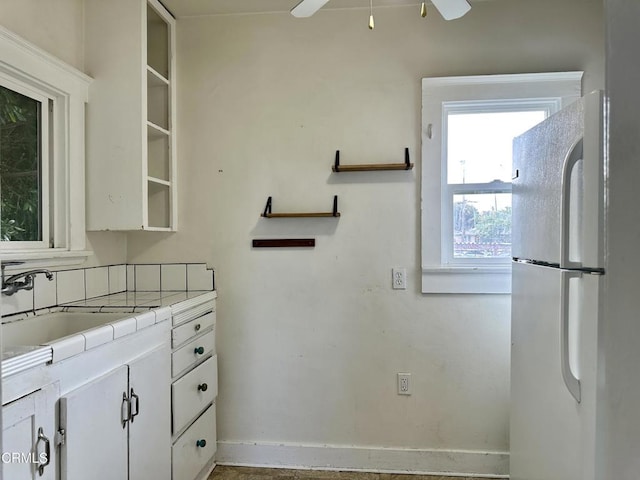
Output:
[
  {"xmin": 368, "ymin": 0, "xmax": 375, "ymax": 29},
  {"xmin": 291, "ymin": 0, "xmax": 471, "ymax": 22}
]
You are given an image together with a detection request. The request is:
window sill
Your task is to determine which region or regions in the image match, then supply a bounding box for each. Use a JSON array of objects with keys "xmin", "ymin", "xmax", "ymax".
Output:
[
  {"xmin": 1, "ymin": 249, "xmax": 93, "ymax": 270},
  {"xmin": 421, "ymin": 265, "xmax": 511, "ymax": 294}
]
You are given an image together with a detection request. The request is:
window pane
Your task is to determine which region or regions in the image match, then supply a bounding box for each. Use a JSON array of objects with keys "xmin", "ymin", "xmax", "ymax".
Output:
[
  {"xmin": 447, "ymin": 110, "xmax": 546, "ymax": 184},
  {"xmin": 0, "ymin": 85, "xmax": 42, "ymax": 242},
  {"xmin": 453, "ymin": 193, "xmax": 511, "ymax": 259}
]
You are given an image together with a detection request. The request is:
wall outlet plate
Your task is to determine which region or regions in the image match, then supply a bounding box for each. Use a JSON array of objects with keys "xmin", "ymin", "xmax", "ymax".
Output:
[
  {"xmin": 397, "ymin": 373, "xmax": 411, "ymax": 395},
  {"xmin": 392, "ymin": 268, "xmax": 407, "ymax": 290}
]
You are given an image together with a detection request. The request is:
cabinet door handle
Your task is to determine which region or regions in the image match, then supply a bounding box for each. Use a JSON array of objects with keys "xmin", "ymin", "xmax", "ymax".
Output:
[
  {"xmin": 121, "ymin": 392, "xmax": 130, "ymax": 429},
  {"xmin": 194, "ymin": 323, "xmax": 201, "ymax": 332},
  {"xmin": 198, "ymin": 383, "xmax": 208, "ymax": 392},
  {"xmin": 194, "ymin": 346, "xmax": 205, "ymax": 355},
  {"xmin": 196, "ymin": 439, "xmax": 207, "ymax": 448},
  {"xmin": 130, "ymin": 388, "xmax": 140, "ymax": 423},
  {"xmin": 36, "ymin": 427, "xmax": 51, "ymax": 476}
]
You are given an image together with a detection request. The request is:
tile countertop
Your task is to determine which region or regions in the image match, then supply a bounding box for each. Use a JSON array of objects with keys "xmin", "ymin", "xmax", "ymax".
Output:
[
  {"xmin": 63, "ymin": 290, "xmax": 216, "ymax": 310},
  {"xmin": 1, "ymin": 290, "xmax": 216, "ymax": 379}
]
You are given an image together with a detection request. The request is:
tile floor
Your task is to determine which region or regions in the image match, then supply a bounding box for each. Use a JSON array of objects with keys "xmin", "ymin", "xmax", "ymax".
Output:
[{"xmin": 208, "ymin": 465, "xmax": 484, "ymax": 480}]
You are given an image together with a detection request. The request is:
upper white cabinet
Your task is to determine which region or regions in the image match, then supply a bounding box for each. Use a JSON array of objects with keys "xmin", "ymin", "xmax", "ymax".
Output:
[{"xmin": 85, "ymin": 0, "xmax": 177, "ymax": 231}]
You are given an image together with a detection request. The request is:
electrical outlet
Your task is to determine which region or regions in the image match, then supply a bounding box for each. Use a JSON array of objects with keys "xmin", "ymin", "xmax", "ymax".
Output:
[
  {"xmin": 392, "ymin": 268, "xmax": 407, "ymax": 290},
  {"xmin": 397, "ymin": 373, "xmax": 411, "ymax": 395}
]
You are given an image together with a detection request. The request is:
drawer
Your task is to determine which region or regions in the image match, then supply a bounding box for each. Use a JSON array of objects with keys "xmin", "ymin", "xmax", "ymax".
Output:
[
  {"xmin": 172, "ymin": 355, "xmax": 218, "ymax": 434},
  {"xmin": 172, "ymin": 403, "xmax": 217, "ymax": 480},
  {"xmin": 172, "ymin": 329, "xmax": 216, "ymax": 378},
  {"xmin": 172, "ymin": 300, "xmax": 215, "ymax": 327},
  {"xmin": 172, "ymin": 311, "xmax": 215, "ymax": 348}
]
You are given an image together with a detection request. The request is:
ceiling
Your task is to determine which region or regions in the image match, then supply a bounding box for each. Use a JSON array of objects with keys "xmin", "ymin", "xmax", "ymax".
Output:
[{"xmin": 160, "ymin": 0, "xmax": 430, "ymax": 18}]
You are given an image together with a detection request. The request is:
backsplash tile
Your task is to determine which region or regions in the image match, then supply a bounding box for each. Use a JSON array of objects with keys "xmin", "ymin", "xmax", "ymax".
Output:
[
  {"xmin": 109, "ymin": 265, "xmax": 127, "ymax": 294},
  {"xmin": 57, "ymin": 269, "xmax": 86, "ymax": 305},
  {"xmin": 187, "ymin": 264, "xmax": 214, "ymax": 291},
  {"xmin": 126, "ymin": 265, "xmax": 135, "ymax": 292},
  {"xmin": 1, "ymin": 288, "xmax": 34, "ymax": 317},
  {"xmin": 33, "ymin": 273, "xmax": 57, "ymax": 310},
  {"xmin": 135, "ymin": 265, "xmax": 160, "ymax": 291},
  {"xmin": 161, "ymin": 264, "xmax": 186, "ymax": 291},
  {"xmin": 2, "ymin": 262, "xmax": 214, "ymax": 317},
  {"xmin": 85, "ymin": 267, "xmax": 109, "ymax": 299}
]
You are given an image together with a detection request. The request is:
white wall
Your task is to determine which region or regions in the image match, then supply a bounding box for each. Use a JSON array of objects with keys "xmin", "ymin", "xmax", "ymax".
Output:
[
  {"xmin": 599, "ymin": 0, "xmax": 640, "ymax": 477},
  {"xmin": 0, "ymin": 0, "xmax": 127, "ymax": 268},
  {"xmin": 126, "ymin": 0, "xmax": 604, "ymax": 475}
]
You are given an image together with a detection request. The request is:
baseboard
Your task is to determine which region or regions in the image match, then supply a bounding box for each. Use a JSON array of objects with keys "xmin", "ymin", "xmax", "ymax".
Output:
[{"xmin": 216, "ymin": 441, "xmax": 509, "ymax": 478}]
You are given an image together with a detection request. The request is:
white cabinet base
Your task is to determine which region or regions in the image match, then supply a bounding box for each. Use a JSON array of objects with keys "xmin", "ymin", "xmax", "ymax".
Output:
[
  {"xmin": 2, "ymin": 383, "xmax": 59, "ymax": 480},
  {"xmin": 59, "ymin": 366, "xmax": 129, "ymax": 480}
]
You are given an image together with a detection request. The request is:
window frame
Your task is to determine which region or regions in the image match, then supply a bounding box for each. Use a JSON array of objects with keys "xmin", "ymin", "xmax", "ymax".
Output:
[
  {"xmin": 421, "ymin": 72, "xmax": 583, "ymax": 294},
  {"xmin": 0, "ymin": 25, "xmax": 91, "ymax": 265}
]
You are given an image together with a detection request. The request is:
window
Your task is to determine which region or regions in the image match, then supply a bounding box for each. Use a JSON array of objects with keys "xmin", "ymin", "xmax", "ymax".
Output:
[
  {"xmin": 0, "ymin": 81, "xmax": 51, "ymax": 248},
  {"xmin": 421, "ymin": 72, "xmax": 583, "ymax": 294},
  {"xmin": 0, "ymin": 25, "xmax": 90, "ymax": 263}
]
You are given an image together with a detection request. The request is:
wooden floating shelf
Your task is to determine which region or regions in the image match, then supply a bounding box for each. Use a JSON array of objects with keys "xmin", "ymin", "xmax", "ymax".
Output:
[
  {"xmin": 252, "ymin": 239, "xmax": 316, "ymax": 248},
  {"xmin": 332, "ymin": 148, "xmax": 414, "ymax": 172},
  {"xmin": 261, "ymin": 195, "xmax": 340, "ymax": 218}
]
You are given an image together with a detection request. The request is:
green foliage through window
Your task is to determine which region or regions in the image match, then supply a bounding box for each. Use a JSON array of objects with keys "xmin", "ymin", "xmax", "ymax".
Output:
[{"xmin": 0, "ymin": 85, "xmax": 42, "ymax": 242}]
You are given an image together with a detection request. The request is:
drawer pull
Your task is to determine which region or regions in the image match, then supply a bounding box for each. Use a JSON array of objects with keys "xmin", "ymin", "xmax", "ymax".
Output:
[
  {"xmin": 194, "ymin": 346, "xmax": 205, "ymax": 355},
  {"xmin": 198, "ymin": 383, "xmax": 208, "ymax": 392},
  {"xmin": 194, "ymin": 323, "xmax": 201, "ymax": 332},
  {"xmin": 196, "ymin": 439, "xmax": 207, "ymax": 448}
]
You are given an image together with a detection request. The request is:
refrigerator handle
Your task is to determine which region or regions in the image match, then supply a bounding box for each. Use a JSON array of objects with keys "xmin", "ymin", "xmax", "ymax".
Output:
[
  {"xmin": 560, "ymin": 137, "xmax": 584, "ymax": 269},
  {"xmin": 560, "ymin": 269, "xmax": 582, "ymax": 403}
]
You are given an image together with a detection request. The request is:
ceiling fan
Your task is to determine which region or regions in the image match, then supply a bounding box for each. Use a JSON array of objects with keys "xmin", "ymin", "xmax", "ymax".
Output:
[{"xmin": 291, "ymin": 0, "xmax": 471, "ymax": 21}]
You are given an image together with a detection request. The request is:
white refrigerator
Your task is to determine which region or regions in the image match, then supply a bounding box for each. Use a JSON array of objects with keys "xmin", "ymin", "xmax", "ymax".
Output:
[{"xmin": 510, "ymin": 90, "xmax": 604, "ymax": 480}]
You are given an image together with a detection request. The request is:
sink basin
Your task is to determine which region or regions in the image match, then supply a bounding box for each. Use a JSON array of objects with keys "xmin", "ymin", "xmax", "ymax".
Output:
[{"xmin": 2, "ymin": 311, "xmax": 131, "ymax": 348}]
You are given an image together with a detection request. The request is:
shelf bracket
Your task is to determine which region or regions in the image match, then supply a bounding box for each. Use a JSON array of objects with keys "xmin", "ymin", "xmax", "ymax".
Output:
[
  {"xmin": 332, "ymin": 195, "xmax": 339, "ymax": 217},
  {"xmin": 263, "ymin": 196, "xmax": 273, "ymax": 217},
  {"xmin": 404, "ymin": 147, "xmax": 411, "ymax": 169},
  {"xmin": 334, "ymin": 151, "xmax": 341, "ymax": 172}
]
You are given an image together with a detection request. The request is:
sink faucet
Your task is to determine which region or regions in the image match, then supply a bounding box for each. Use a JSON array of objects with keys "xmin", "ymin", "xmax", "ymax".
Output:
[{"xmin": 1, "ymin": 261, "xmax": 54, "ymax": 296}]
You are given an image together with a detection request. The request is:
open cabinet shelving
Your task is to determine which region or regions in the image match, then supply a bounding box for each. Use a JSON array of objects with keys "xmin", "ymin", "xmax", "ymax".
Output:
[{"xmin": 85, "ymin": 0, "xmax": 177, "ymax": 231}]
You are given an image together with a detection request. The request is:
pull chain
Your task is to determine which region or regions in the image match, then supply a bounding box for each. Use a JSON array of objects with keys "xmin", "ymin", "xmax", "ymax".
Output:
[
  {"xmin": 420, "ymin": 1, "xmax": 427, "ymax": 17},
  {"xmin": 368, "ymin": 0, "xmax": 375, "ymax": 29}
]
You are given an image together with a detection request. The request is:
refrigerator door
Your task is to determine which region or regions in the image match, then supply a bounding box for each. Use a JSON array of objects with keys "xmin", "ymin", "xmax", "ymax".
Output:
[
  {"xmin": 512, "ymin": 91, "xmax": 604, "ymax": 269},
  {"xmin": 510, "ymin": 262, "xmax": 598, "ymax": 480}
]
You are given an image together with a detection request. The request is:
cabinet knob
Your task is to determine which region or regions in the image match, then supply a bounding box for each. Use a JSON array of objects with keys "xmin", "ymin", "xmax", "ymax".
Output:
[
  {"xmin": 198, "ymin": 383, "xmax": 208, "ymax": 392},
  {"xmin": 196, "ymin": 439, "xmax": 207, "ymax": 448},
  {"xmin": 194, "ymin": 346, "xmax": 205, "ymax": 355},
  {"xmin": 195, "ymin": 323, "xmax": 201, "ymax": 332}
]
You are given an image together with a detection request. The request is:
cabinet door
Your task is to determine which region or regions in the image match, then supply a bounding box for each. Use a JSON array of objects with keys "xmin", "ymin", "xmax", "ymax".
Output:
[
  {"xmin": 59, "ymin": 366, "xmax": 128, "ymax": 480},
  {"xmin": 2, "ymin": 383, "xmax": 58, "ymax": 480},
  {"xmin": 128, "ymin": 344, "xmax": 171, "ymax": 480}
]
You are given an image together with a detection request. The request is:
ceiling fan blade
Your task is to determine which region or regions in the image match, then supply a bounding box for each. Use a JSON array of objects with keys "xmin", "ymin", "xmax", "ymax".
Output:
[
  {"xmin": 291, "ymin": 0, "xmax": 331, "ymax": 17},
  {"xmin": 430, "ymin": 0, "xmax": 471, "ymax": 20}
]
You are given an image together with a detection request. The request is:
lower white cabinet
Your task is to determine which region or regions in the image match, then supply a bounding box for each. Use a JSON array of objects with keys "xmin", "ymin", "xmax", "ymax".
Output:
[
  {"xmin": 171, "ymin": 295, "xmax": 218, "ymax": 480},
  {"xmin": 59, "ymin": 345, "xmax": 171, "ymax": 480},
  {"xmin": 2, "ymin": 383, "xmax": 59, "ymax": 480}
]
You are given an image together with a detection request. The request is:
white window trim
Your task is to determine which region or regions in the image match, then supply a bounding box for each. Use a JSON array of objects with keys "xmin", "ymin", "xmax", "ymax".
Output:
[
  {"xmin": 0, "ymin": 25, "xmax": 92, "ymax": 265},
  {"xmin": 421, "ymin": 72, "xmax": 583, "ymax": 294}
]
